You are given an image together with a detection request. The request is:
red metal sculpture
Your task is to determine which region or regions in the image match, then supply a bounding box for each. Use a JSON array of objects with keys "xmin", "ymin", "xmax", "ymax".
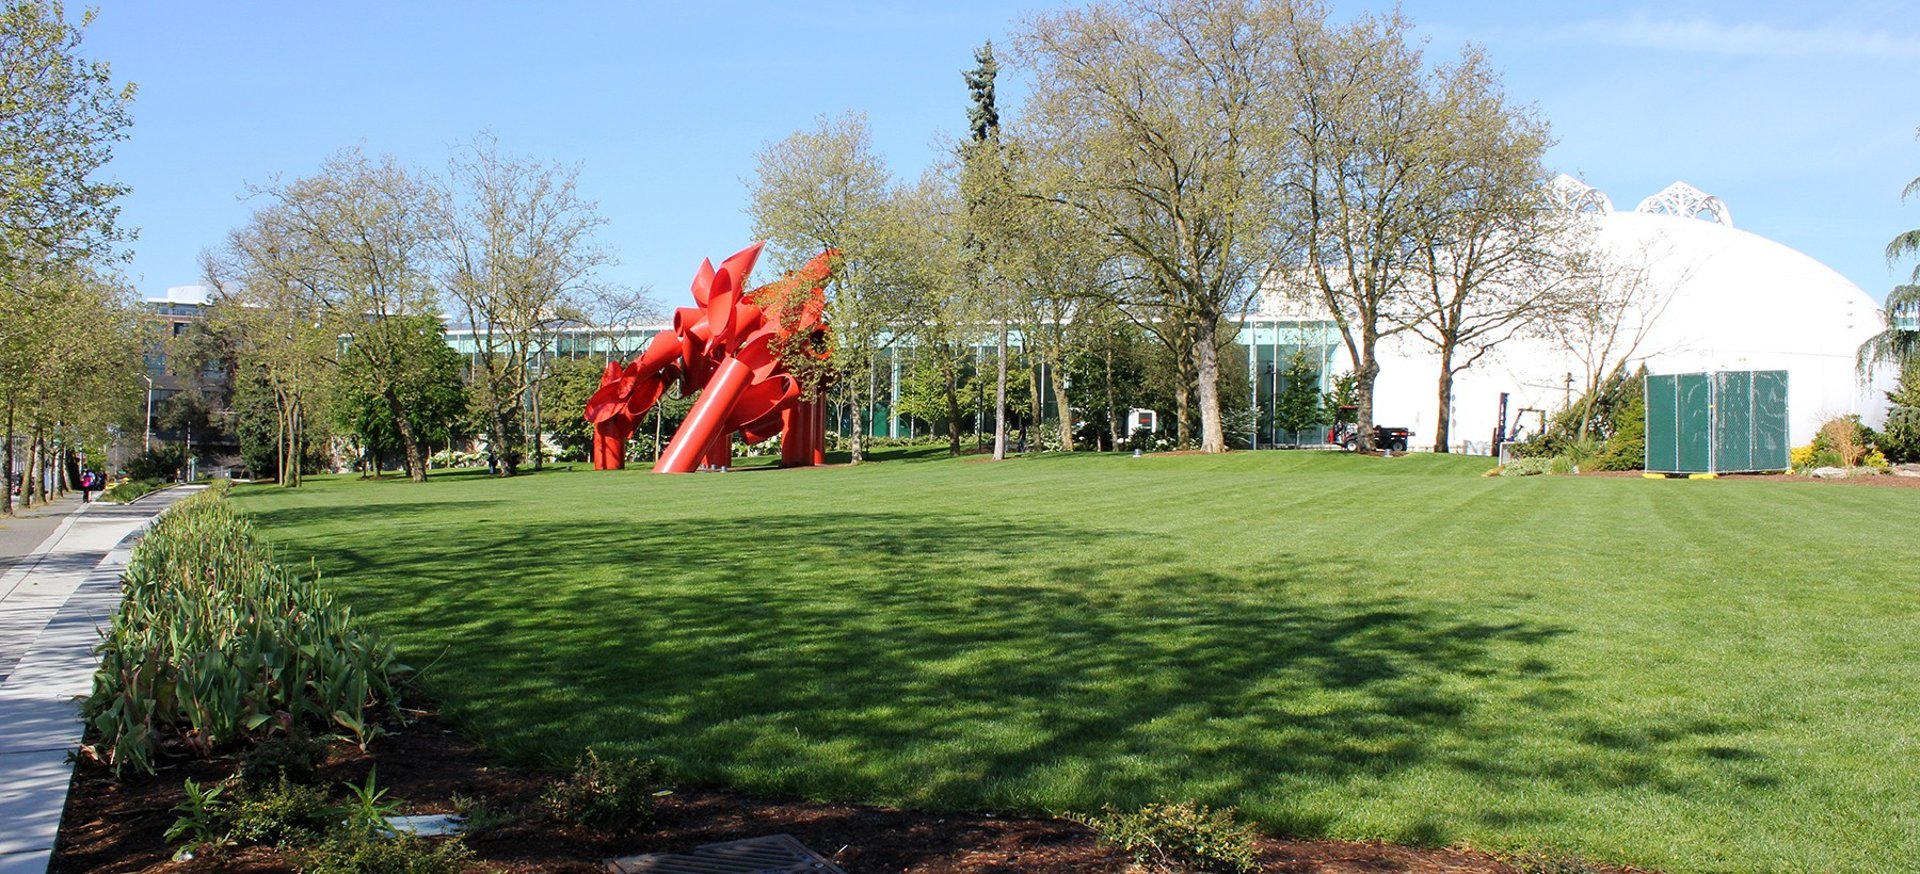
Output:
[{"xmin": 583, "ymin": 242, "xmax": 835, "ymax": 473}]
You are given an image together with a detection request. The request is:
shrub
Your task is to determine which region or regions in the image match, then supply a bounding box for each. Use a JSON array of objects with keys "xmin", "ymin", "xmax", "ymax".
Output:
[
  {"xmin": 100, "ymin": 477, "xmax": 164, "ymax": 503},
  {"xmin": 1881, "ymin": 405, "xmax": 1920, "ymax": 463},
  {"xmin": 336, "ymin": 767, "xmax": 403, "ymax": 836},
  {"xmin": 164, "ymin": 777, "xmax": 232, "ymax": 850},
  {"xmin": 83, "ymin": 483, "xmax": 408, "ymax": 775},
  {"xmin": 1790, "ymin": 444, "xmax": 1816, "ymax": 470},
  {"xmin": 302, "ymin": 832, "xmax": 474, "ymax": 874},
  {"xmin": 228, "ymin": 778, "xmax": 334, "ymax": 847},
  {"xmin": 125, "ymin": 445, "xmax": 186, "ymax": 481},
  {"xmin": 1080, "ymin": 800, "xmax": 1260, "ymax": 874},
  {"xmin": 240, "ymin": 735, "xmax": 329, "ymax": 786},
  {"xmin": 542, "ymin": 747, "xmax": 661, "ymax": 831},
  {"xmin": 1514, "ymin": 367, "xmax": 1646, "ymax": 470},
  {"xmin": 1814, "ymin": 415, "xmax": 1871, "ymax": 466},
  {"xmin": 450, "ymin": 792, "xmax": 514, "ymax": 835},
  {"xmin": 1499, "ymin": 457, "xmax": 1553, "ymax": 477}
]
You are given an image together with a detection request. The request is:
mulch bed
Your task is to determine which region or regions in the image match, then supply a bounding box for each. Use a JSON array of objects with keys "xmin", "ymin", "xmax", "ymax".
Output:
[
  {"xmin": 1576, "ymin": 469, "xmax": 1920, "ymax": 488},
  {"xmin": 49, "ymin": 709, "xmax": 1652, "ymax": 873}
]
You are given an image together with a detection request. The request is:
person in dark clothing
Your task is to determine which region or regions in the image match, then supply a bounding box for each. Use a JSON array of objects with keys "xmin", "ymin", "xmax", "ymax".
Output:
[{"xmin": 78, "ymin": 470, "xmax": 98, "ymax": 503}]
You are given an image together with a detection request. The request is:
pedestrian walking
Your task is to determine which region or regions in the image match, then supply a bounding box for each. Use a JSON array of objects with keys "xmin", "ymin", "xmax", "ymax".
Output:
[{"xmin": 78, "ymin": 470, "xmax": 97, "ymax": 503}]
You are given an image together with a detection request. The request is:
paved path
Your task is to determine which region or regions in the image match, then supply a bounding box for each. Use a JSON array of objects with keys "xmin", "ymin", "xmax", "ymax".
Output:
[
  {"xmin": 0, "ymin": 496, "xmax": 85, "ymax": 578},
  {"xmin": 0, "ymin": 487, "xmax": 199, "ymax": 874}
]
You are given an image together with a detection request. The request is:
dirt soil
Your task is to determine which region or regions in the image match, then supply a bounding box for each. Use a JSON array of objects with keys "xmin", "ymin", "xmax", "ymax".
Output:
[{"xmin": 49, "ymin": 710, "xmax": 1657, "ymax": 874}]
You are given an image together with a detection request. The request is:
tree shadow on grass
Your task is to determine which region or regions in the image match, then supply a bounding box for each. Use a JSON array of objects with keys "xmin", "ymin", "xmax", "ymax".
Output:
[{"xmin": 256, "ymin": 505, "xmax": 1772, "ymax": 846}]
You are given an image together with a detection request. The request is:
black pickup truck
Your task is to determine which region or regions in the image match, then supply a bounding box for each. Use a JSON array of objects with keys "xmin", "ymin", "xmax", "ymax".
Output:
[{"xmin": 1329, "ymin": 423, "xmax": 1413, "ymax": 452}]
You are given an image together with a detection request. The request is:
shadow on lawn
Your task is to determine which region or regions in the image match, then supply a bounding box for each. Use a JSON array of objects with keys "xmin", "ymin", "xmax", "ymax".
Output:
[{"xmin": 254, "ymin": 503, "xmax": 1771, "ymax": 844}]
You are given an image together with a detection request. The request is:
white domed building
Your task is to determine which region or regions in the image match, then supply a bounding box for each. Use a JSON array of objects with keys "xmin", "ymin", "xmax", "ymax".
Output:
[{"xmin": 1356, "ymin": 179, "xmax": 1889, "ymax": 452}]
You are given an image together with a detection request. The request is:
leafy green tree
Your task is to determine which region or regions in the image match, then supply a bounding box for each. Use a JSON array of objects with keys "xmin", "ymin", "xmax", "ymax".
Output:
[
  {"xmin": 894, "ymin": 346, "xmax": 978, "ymax": 439},
  {"xmin": 1066, "ymin": 313, "xmax": 1157, "ymax": 450},
  {"xmin": 231, "ymin": 364, "xmax": 325, "ymax": 481},
  {"xmin": 1321, "ymin": 372, "xmax": 1357, "ymax": 439},
  {"xmin": 0, "ymin": 1, "xmax": 136, "ymax": 514},
  {"xmin": 538, "ymin": 356, "xmax": 608, "ymax": 462},
  {"xmin": 229, "ymin": 149, "xmax": 444, "ymax": 482},
  {"xmin": 1879, "ymin": 361, "xmax": 1920, "ymax": 463},
  {"xmin": 1274, "ymin": 350, "xmax": 1322, "ymax": 448},
  {"xmin": 330, "ymin": 315, "xmax": 467, "ymax": 476},
  {"xmin": 748, "ymin": 112, "xmax": 920, "ymax": 464},
  {"xmin": 0, "ymin": 1, "xmax": 134, "ymax": 274}
]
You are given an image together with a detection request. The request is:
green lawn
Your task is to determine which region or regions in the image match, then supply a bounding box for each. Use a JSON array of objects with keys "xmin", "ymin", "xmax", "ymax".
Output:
[{"xmin": 231, "ymin": 450, "xmax": 1920, "ymax": 873}]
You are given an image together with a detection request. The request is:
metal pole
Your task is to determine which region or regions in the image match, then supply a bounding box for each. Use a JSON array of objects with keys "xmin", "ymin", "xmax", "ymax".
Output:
[{"xmin": 142, "ymin": 375, "xmax": 153, "ymax": 452}]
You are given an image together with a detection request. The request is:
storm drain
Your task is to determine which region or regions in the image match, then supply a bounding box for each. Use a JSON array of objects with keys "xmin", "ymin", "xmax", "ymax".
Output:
[{"xmin": 605, "ymin": 834, "xmax": 847, "ymax": 874}]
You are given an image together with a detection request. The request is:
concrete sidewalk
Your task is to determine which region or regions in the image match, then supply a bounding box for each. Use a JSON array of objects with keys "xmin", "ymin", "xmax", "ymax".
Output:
[
  {"xmin": 0, "ymin": 495, "xmax": 86, "ymax": 578},
  {"xmin": 0, "ymin": 486, "xmax": 199, "ymax": 874}
]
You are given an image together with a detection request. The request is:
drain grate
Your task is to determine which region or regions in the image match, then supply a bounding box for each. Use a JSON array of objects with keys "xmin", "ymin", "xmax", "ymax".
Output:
[{"xmin": 606, "ymin": 834, "xmax": 848, "ymax": 874}]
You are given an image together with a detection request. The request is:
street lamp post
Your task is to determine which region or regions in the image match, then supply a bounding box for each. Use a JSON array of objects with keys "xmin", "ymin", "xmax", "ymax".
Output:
[{"xmin": 142, "ymin": 374, "xmax": 153, "ymax": 452}]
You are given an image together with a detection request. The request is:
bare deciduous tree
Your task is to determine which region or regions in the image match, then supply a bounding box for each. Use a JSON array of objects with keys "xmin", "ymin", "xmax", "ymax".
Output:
[
  {"xmin": 438, "ymin": 134, "xmax": 611, "ymax": 476},
  {"xmin": 1014, "ymin": 0, "xmax": 1287, "ymax": 453}
]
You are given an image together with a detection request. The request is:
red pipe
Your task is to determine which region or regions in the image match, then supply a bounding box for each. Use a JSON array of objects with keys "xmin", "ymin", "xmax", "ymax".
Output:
[
  {"xmin": 705, "ymin": 429, "xmax": 734, "ymax": 469},
  {"xmin": 655, "ymin": 357, "xmax": 751, "ymax": 473},
  {"xmin": 779, "ymin": 403, "xmax": 805, "ymax": 467},
  {"xmin": 810, "ymin": 397, "xmax": 826, "ymax": 466},
  {"xmin": 593, "ymin": 428, "xmax": 627, "ymax": 470}
]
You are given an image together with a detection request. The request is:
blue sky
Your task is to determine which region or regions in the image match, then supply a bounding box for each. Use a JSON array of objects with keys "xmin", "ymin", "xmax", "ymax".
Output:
[{"xmin": 84, "ymin": 1, "xmax": 1916, "ymax": 307}]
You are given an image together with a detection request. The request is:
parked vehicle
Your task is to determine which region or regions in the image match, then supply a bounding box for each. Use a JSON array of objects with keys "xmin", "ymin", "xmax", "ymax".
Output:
[{"xmin": 1329, "ymin": 423, "xmax": 1413, "ymax": 452}]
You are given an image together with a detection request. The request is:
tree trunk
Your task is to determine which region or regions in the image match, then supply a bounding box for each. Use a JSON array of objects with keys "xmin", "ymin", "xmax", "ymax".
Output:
[
  {"xmin": 1354, "ymin": 344, "xmax": 1382, "ymax": 452},
  {"xmin": 1433, "ymin": 343, "xmax": 1455, "ymax": 453},
  {"xmin": 491, "ymin": 410, "xmax": 519, "ymax": 476},
  {"xmin": 2, "ymin": 400, "xmax": 14, "ymax": 516},
  {"xmin": 993, "ymin": 321, "xmax": 1008, "ymax": 461},
  {"xmin": 529, "ymin": 379, "xmax": 544, "ymax": 471},
  {"xmin": 289, "ymin": 396, "xmax": 304, "ymax": 488},
  {"xmin": 849, "ymin": 381, "xmax": 867, "ymax": 465},
  {"xmin": 276, "ymin": 390, "xmax": 288, "ymax": 486},
  {"xmin": 1194, "ymin": 318, "xmax": 1226, "ymax": 453},
  {"xmin": 1173, "ymin": 343, "xmax": 1192, "ymax": 450},
  {"xmin": 942, "ymin": 353, "xmax": 962, "ymax": 457},
  {"xmin": 1048, "ymin": 348, "xmax": 1074, "ymax": 451},
  {"xmin": 22, "ymin": 428, "xmax": 41, "ymax": 508},
  {"xmin": 1104, "ymin": 342, "xmax": 1118, "ymax": 451},
  {"xmin": 1026, "ymin": 347, "xmax": 1042, "ymax": 449},
  {"xmin": 382, "ymin": 388, "xmax": 429, "ymax": 482}
]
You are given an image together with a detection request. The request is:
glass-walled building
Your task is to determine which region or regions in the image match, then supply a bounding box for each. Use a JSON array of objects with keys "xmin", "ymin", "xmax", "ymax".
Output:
[
  {"xmin": 1239, "ymin": 317, "xmax": 1340, "ymax": 448},
  {"xmin": 827, "ymin": 317, "xmax": 1341, "ymax": 446}
]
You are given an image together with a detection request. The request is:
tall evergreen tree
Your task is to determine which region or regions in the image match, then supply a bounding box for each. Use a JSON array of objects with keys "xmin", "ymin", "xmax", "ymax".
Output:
[
  {"xmin": 961, "ymin": 41, "xmax": 1015, "ymax": 460},
  {"xmin": 1860, "ymin": 167, "xmax": 1920, "ymax": 376},
  {"xmin": 1274, "ymin": 349, "xmax": 1322, "ymax": 448},
  {"xmin": 964, "ymin": 41, "xmax": 999, "ymax": 142}
]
